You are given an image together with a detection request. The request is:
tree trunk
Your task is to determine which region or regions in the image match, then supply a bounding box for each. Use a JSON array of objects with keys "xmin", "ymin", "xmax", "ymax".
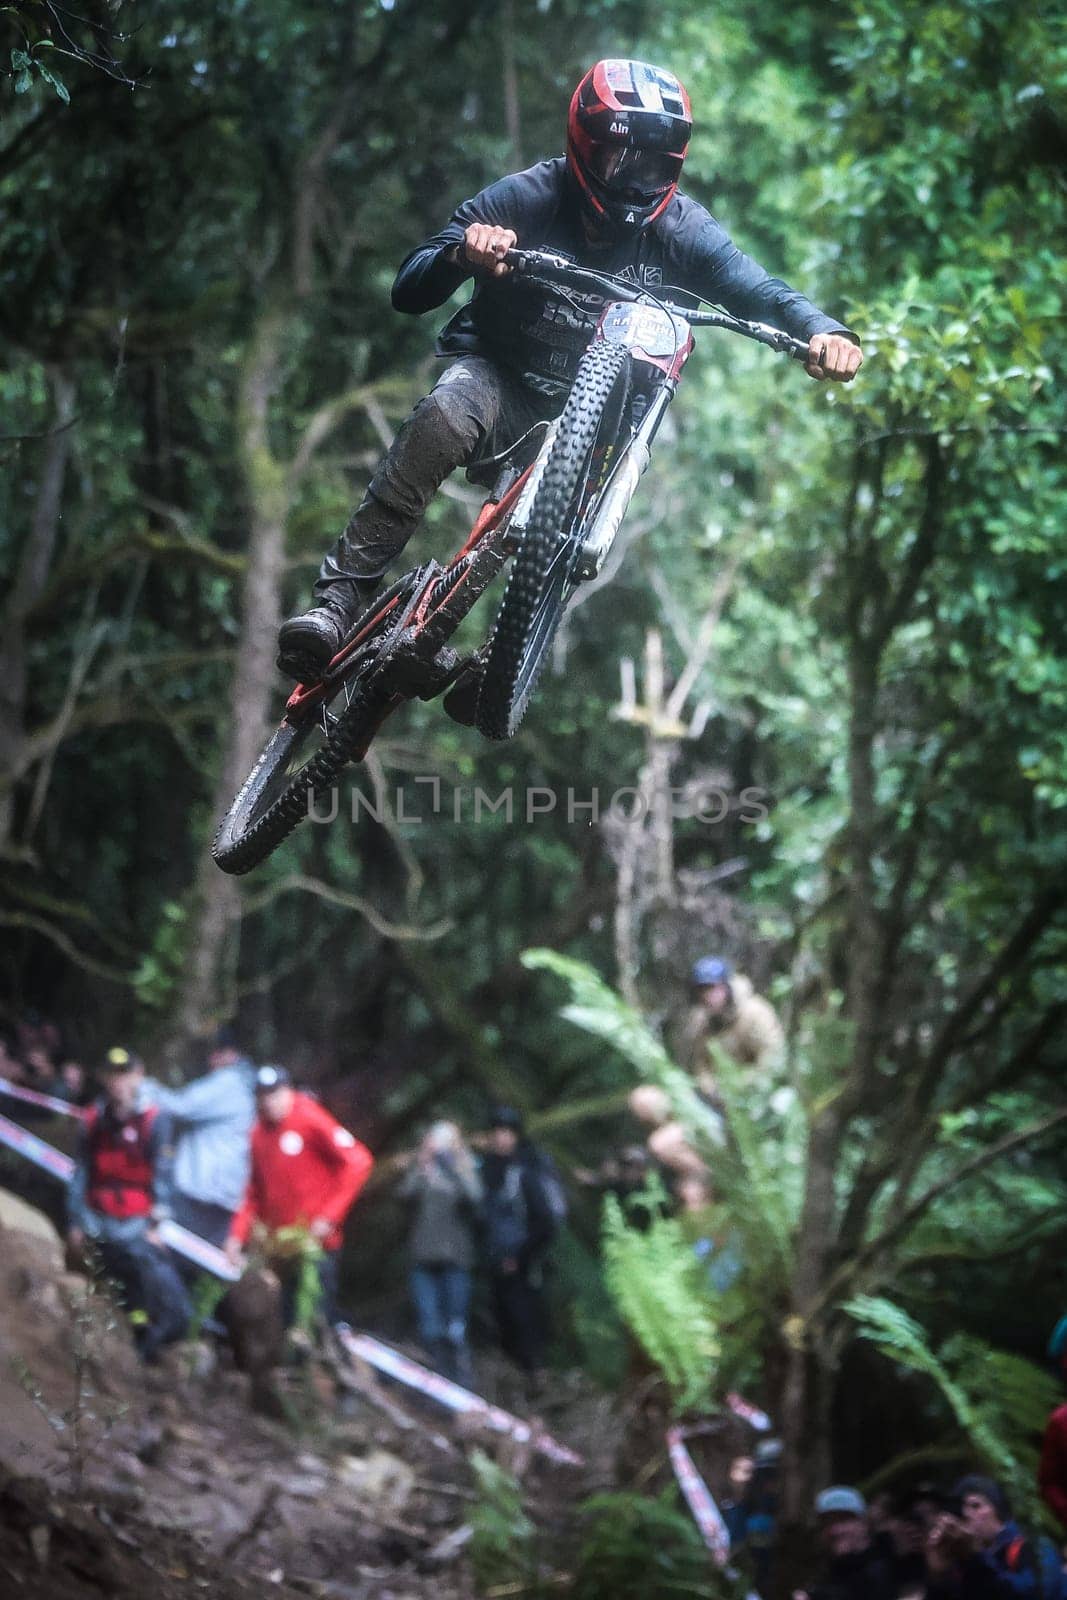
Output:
[
  {"xmin": 500, "ymin": 0, "xmax": 522, "ymax": 169},
  {"xmin": 0, "ymin": 370, "xmax": 76, "ymax": 852},
  {"xmin": 775, "ymin": 1327, "xmax": 837, "ymax": 1598},
  {"xmin": 167, "ymin": 306, "xmax": 289, "ymax": 1062}
]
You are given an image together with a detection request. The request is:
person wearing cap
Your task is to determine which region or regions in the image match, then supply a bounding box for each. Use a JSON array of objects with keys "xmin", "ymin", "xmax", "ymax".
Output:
[
  {"xmin": 67, "ymin": 1047, "xmax": 191, "ymax": 1362},
  {"xmin": 142, "ymin": 1024, "xmax": 256, "ymax": 1249},
  {"xmin": 481, "ymin": 1105, "xmax": 560, "ymax": 1391},
  {"xmin": 925, "ymin": 1475, "xmax": 1066, "ymax": 1599},
  {"xmin": 225, "ymin": 1067, "xmax": 374, "ymax": 1327},
  {"xmin": 791, "ymin": 1486, "xmax": 896, "ymax": 1600},
  {"xmin": 678, "ymin": 956, "xmax": 785, "ymax": 1087},
  {"xmin": 628, "ymin": 955, "xmax": 785, "ymax": 1177}
]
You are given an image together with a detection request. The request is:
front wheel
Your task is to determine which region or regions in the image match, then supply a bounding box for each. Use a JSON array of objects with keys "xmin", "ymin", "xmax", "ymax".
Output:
[{"xmin": 476, "ymin": 338, "xmax": 630, "ymax": 741}]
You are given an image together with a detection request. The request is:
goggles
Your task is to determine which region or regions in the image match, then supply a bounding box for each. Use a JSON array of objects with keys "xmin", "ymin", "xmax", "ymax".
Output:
[{"xmin": 587, "ymin": 144, "xmax": 684, "ymax": 195}]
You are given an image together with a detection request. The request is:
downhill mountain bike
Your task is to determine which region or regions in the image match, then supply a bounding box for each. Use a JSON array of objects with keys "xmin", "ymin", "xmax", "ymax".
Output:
[{"xmin": 213, "ymin": 249, "xmax": 813, "ymax": 875}]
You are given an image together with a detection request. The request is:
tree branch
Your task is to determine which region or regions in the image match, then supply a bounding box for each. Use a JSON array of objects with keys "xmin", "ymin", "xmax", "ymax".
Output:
[
  {"xmin": 823, "ymin": 1104, "xmax": 1067, "ymax": 1306},
  {"xmin": 875, "ymin": 434, "xmax": 943, "ymax": 649},
  {"xmin": 0, "ymin": 910, "xmax": 132, "ymax": 985},
  {"xmin": 240, "ymin": 872, "xmax": 452, "ymax": 944},
  {"xmin": 915, "ymin": 888, "xmax": 1065, "ymax": 1106}
]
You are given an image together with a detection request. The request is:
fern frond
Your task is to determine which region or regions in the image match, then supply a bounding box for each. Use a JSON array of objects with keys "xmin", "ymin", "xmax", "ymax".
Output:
[
  {"xmin": 524, "ymin": 948, "xmax": 723, "ymax": 1146},
  {"xmin": 711, "ymin": 1045, "xmax": 803, "ymax": 1275},
  {"xmin": 845, "ymin": 1295, "xmax": 1055, "ymax": 1518},
  {"xmin": 602, "ymin": 1193, "xmax": 719, "ymax": 1411},
  {"xmin": 525, "ymin": 947, "xmax": 801, "ymax": 1294}
]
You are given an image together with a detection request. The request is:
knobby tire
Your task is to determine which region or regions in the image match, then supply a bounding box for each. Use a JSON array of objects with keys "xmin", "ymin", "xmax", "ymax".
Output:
[{"xmin": 476, "ymin": 339, "xmax": 630, "ymax": 741}]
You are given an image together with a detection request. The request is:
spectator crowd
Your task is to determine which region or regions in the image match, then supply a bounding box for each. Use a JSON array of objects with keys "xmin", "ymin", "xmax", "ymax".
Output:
[
  {"xmin": 5, "ymin": 962, "xmax": 1067, "ymax": 1600},
  {"xmin": 0, "ymin": 1011, "xmax": 565, "ymax": 1395},
  {"xmin": 773, "ymin": 1474, "xmax": 1067, "ymax": 1599}
]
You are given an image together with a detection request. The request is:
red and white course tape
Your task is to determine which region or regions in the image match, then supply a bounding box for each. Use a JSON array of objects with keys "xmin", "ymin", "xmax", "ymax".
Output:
[
  {"xmin": 0, "ymin": 1109, "xmax": 240, "ymax": 1278},
  {"xmin": 725, "ymin": 1391, "xmax": 772, "ymax": 1432},
  {"xmin": 666, "ymin": 1424, "xmax": 732, "ymax": 1565},
  {"xmin": 0, "ymin": 1075, "xmax": 89, "ymax": 1120},
  {"xmin": 337, "ymin": 1328, "xmax": 583, "ymax": 1467}
]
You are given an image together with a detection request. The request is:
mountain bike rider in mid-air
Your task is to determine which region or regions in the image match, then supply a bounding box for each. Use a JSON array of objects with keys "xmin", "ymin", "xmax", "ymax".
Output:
[{"xmin": 277, "ymin": 58, "xmax": 863, "ymax": 688}]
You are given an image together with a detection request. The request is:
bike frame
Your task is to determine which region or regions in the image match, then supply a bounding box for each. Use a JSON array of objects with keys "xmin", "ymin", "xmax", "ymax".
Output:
[{"xmin": 280, "ymin": 250, "xmax": 810, "ymax": 729}]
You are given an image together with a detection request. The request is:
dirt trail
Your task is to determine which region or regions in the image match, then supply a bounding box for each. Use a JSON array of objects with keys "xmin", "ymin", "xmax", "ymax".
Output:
[{"xmin": 0, "ymin": 1186, "xmax": 612, "ymax": 1600}]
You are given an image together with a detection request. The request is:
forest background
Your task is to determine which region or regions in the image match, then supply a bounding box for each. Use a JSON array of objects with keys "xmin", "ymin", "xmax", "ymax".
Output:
[{"xmin": 2, "ymin": 0, "xmax": 1066, "ymax": 1567}]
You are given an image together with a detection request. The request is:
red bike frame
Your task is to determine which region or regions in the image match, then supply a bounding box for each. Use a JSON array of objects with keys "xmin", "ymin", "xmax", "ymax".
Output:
[{"xmin": 282, "ymin": 459, "xmax": 537, "ymax": 724}]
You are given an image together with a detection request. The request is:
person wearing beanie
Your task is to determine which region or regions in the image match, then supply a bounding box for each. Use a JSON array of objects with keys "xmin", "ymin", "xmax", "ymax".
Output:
[
  {"xmin": 480, "ymin": 1104, "xmax": 561, "ymax": 1392},
  {"xmin": 925, "ymin": 1475, "xmax": 1065, "ymax": 1598}
]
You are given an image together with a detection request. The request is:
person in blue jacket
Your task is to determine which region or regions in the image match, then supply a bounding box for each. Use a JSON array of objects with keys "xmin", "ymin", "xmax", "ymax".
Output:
[
  {"xmin": 925, "ymin": 1475, "xmax": 1066, "ymax": 1599},
  {"xmin": 143, "ymin": 1025, "xmax": 256, "ymax": 1248}
]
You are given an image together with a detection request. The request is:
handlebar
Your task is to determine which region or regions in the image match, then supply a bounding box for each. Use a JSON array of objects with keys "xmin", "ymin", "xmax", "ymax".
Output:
[{"xmin": 503, "ymin": 247, "xmax": 812, "ymax": 363}]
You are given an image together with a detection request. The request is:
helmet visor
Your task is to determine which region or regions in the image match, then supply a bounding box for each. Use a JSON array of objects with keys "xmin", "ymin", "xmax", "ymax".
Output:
[{"xmin": 587, "ymin": 144, "xmax": 683, "ymax": 196}]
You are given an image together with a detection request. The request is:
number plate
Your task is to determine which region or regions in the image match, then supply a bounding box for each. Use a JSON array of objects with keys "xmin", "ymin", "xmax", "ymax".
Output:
[{"xmin": 600, "ymin": 302, "xmax": 682, "ymax": 356}]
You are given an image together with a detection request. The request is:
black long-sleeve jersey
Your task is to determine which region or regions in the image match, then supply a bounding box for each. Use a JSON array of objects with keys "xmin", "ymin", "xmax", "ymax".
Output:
[{"xmin": 392, "ymin": 158, "xmax": 854, "ymax": 394}]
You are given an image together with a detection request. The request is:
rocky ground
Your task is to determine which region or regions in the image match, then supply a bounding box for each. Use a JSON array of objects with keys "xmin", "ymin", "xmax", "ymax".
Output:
[{"xmin": 0, "ymin": 1186, "xmax": 623, "ymax": 1600}]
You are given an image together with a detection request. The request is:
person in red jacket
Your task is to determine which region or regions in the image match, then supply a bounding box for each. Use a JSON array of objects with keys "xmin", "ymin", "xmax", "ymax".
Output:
[
  {"xmin": 1039, "ymin": 1316, "xmax": 1067, "ymax": 1529},
  {"xmin": 225, "ymin": 1065, "xmax": 373, "ymax": 1327}
]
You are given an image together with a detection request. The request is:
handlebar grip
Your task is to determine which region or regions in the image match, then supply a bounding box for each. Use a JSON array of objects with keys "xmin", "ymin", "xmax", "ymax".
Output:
[{"xmin": 504, "ymin": 247, "xmax": 576, "ymax": 275}]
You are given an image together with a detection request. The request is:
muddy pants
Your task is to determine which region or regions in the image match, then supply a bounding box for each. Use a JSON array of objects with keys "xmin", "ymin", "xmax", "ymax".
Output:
[{"xmin": 314, "ymin": 358, "xmax": 558, "ymax": 613}]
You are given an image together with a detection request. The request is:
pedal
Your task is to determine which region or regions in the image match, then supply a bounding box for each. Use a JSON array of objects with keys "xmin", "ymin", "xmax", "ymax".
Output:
[{"xmin": 416, "ymin": 645, "xmax": 462, "ymax": 701}]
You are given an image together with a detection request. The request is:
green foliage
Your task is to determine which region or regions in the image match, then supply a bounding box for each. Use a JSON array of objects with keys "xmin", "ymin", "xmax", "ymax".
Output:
[
  {"xmin": 528, "ymin": 948, "xmax": 805, "ymax": 1308},
  {"xmin": 523, "ymin": 949, "xmax": 728, "ymax": 1156},
  {"xmin": 6, "ymin": 39, "xmax": 68, "ymax": 102},
  {"xmin": 602, "ymin": 1189, "xmax": 719, "ymax": 1412},
  {"xmin": 184, "ymin": 1273, "xmax": 227, "ymax": 1347},
  {"xmin": 467, "ymin": 1448, "xmax": 538, "ymax": 1593},
  {"xmin": 571, "ymin": 1489, "xmax": 736, "ymax": 1600},
  {"xmin": 846, "ymin": 1295, "xmax": 1059, "ymax": 1517},
  {"xmin": 269, "ymin": 1226, "xmax": 325, "ymax": 1335},
  {"xmin": 552, "ymin": 1228, "xmax": 630, "ymax": 1388},
  {"xmin": 131, "ymin": 900, "xmax": 188, "ymax": 1011}
]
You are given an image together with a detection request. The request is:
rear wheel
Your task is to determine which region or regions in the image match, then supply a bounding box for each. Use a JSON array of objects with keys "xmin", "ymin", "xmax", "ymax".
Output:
[
  {"xmin": 476, "ymin": 339, "xmax": 630, "ymax": 741},
  {"xmin": 211, "ymin": 578, "xmax": 416, "ymax": 875}
]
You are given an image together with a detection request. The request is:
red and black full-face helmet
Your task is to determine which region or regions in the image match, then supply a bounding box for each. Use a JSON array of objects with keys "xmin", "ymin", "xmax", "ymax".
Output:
[{"xmin": 567, "ymin": 59, "xmax": 692, "ymax": 234}]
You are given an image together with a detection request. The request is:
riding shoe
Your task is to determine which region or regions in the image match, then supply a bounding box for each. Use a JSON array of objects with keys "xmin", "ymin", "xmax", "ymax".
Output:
[{"xmin": 276, "ymin": 603, "xmax": 352, "ymax": 681}]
